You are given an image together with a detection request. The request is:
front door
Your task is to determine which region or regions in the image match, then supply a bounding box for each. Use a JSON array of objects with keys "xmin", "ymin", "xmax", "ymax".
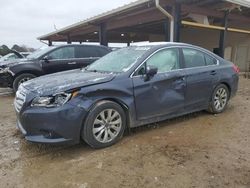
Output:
[
  {"xmin": 41, "ymin": 46, "xmax": 76, "ymax": 74},
  {"xmin": 132, "ymin": 48, "xmax": 186, "ymax": 120}
]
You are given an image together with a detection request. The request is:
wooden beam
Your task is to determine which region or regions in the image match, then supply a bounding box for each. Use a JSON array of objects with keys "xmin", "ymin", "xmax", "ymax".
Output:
[
  {"xmin": 227, "ymin": 28, "xmax": 250, "ymax": 34},
  {"xmin": 182, "ymin": 21, "xmax": 224, "ymax": 30},
  {"xmin": 182, "ymin": 20, "xmax": 250, "ymax": 34}
]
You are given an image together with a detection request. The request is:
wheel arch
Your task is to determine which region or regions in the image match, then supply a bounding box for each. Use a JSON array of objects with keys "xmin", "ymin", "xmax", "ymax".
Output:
[
  {"xmin": 79, "ymin": 97, "xmax": 131, "ymax": 141},
  {"xmin": 91, "ymin": 98, "xmax": 130, "ymax": 127},
  {"xmin": 13, "ymin": 70, "xmax": 41, "ymax": 80},
  {"xmin": 219, "ymin": 82, "xmax": 231, "ymax": 98}
]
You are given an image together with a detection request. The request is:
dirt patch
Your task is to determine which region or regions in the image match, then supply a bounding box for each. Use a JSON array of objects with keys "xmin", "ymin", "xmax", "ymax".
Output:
[{"xmin": 0, "ymin": 78, "xmax": 250, "ymax": 188}]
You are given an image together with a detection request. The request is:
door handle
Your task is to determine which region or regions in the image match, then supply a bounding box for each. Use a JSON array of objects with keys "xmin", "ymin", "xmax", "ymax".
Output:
[
  {"xmin": 68, "ymin": 62, "xmax": 76, "ymax": 65},
  {"xmin": 174, "ymin": 76, "xmax": 185, "ymax": 82},
  {"xmin": 210, "ymin": 70, "xmax": 217, "ymax": 75}
]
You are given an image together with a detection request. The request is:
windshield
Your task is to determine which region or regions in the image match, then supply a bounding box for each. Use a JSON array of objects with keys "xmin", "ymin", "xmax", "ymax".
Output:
[
  {"xmin": 86, "ymin": 47, "xmax": 150, "ymax": 73},
  {"xmin": 27, "ymin": 46, "xmax": 56, "ymax": 59}
]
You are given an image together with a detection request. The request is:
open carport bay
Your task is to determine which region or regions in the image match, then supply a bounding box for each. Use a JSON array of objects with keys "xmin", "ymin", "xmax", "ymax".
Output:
[{"xmin": 0, "ymin": 78, "xmax": 250, "ymax": 188}]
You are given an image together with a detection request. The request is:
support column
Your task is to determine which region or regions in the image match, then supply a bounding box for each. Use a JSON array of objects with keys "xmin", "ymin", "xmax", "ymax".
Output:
[
  {"xmin": 48, "ymin": 40, "xmax": 52, "ymax": 46},
  {"xmin": 164, "ymin": 19, "xmax": 170, "ymax": 41},
  {"xmin": 67, "ymin": 34, "xmax": 71, "ymax": 44},
  {"xmin": 219, "ymin": 11, "xmax": 229, "ymax": 58},
  {"xmin": 172, "ymin": 2, "xmax": 181, "ymax": 42},
  {"xmin": 99, "ymin": 23, "xmax": 108, "ymax": 46}
]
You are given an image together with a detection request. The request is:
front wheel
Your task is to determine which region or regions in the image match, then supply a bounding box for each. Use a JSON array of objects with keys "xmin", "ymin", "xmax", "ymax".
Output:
[
  {"xmin": 82, "ymin": 100, "xmax": 126, "ymax": 149},
  {"xmin": 208, "ymin": 84, "xmax": 229, "ymax": 114},
  {"xmin": 13, "ymin": 73, "xmax": 36, "ymax": 93}
]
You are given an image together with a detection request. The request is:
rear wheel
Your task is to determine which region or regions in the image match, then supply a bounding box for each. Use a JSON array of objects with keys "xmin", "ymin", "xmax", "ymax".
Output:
[
  {"xmin": 13, "ymin": 73, "xmax": 36, "ymax": 93},
  {"xmin": 82, "ymin": 100, "xmax": 126, "ymax": 148},
  {"xmin": 208, "ymin": 84, "xmax": 229, "ymax": 114}
]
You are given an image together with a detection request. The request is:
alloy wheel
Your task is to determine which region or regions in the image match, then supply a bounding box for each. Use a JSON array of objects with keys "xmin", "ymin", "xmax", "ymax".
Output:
[
  {"xmin": 92, "ymin": 109, "xmax": 122, "ymax": 143},
  {"xmin": 214, "ymin": 88, "xmax": 228, "ymax": 111},
  {"xmin": 19, "ymin": 77, "xmax": 31, "ymax": 86}
]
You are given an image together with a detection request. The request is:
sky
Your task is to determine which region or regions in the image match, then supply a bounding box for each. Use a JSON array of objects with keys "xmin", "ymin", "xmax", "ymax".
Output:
[{"xmin": 0, "ymin": 0, "xmax": 136, "ymax": 49}]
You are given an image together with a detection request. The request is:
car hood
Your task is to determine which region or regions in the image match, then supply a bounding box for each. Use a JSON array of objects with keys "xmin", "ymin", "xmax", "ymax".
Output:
[
  {"xmin": 0, "ymin": 58, "xmax": 30, "ymax": 67},
  {"xmin": 22, "ymin": 69, "xmax": 115, "ymax": 96}
]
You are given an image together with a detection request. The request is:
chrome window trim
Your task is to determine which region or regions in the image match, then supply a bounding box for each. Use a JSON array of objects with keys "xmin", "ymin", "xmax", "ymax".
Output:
[
  {"xmin": 40, "ymin": 57, "xmax": 100, "ymax": 62},
  {"xmin": 130, "ymin": 46, "xmax": 219, "ymax": 78}
]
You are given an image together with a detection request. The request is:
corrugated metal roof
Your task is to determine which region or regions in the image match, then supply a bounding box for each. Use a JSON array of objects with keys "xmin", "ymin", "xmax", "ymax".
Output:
[
  {"xmin": 38, "ymin": 0, "xmax": 152, "ymax": 40},
  {"xmin": 38, "ymin": 0, "xmax": 250, "ymax": 40},
  {"xmin": 225, "ymin": 0, "xmax": 250, "ymax": 8}
]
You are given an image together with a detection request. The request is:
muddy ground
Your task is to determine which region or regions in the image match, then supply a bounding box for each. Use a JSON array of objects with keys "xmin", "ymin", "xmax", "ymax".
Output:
[{"xmin": 0, "ymin": 78, "xmax": 250, "ymax": 188}]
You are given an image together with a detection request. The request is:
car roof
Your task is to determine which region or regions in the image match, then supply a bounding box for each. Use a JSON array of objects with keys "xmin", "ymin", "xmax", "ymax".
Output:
[
  {"xmin": 129, "ymin": 42, "xmax": 222, "ymax": 60},
  {"xmin": 54, "ymin": 44, "xmax": 110, "ymax": 50}
]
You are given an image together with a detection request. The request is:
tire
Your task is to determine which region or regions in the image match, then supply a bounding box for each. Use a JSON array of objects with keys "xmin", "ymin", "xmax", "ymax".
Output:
[
  {"xmin": 82, "ymin": 100, "xmax": 126, "ymax": 149},
  {"xmin": 13, "ymin": 73, "xmax": 36, "ymax": 93},
  {"xmin": 208, "ymin": 84, "xmax": 230, "ymax": 114}
]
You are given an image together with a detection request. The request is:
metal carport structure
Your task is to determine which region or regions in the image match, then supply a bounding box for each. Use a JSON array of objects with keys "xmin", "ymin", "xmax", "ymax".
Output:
[{"xmin": 38, "ymin": 0, "xmax": 250, "ymax": 59}]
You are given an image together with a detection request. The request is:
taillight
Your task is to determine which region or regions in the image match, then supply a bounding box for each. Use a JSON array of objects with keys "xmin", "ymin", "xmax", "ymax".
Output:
[{"xmin": 233, "ymin": 64, "xmax": 240, "ymax": 74}]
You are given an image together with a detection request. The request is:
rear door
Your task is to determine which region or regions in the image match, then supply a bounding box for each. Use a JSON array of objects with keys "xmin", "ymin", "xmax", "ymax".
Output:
[
  {"xmin": 132, "ymin": 48, "xmax": 186, "ymax": 120},
  {"xmin": 41, "ymin": 46, "xmax": 76, "ymax": 74},
  {"xmin": 181, "ymin": 48, "xmax": 219, "ymax": 109}
]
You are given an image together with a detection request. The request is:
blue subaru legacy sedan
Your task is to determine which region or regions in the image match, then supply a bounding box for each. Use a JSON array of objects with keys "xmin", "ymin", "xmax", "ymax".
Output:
[{"xmin": 14, "ymin": 42, "xmax": 239, "ymax": 148}]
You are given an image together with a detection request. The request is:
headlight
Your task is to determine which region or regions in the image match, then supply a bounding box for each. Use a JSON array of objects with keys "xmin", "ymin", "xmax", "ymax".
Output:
[
  {"xmin": 31, "ymin": 92, "xmax": 75, "ymax": 107},
  {"xmin": 0, "ymin": 67, "xmax": 9, "ymax": 74}
]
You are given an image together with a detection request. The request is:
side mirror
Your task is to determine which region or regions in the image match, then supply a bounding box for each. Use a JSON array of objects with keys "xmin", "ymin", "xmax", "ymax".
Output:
[
  {"xmin": 42, "ymin": 55, "xmax": 51, "ymax": 62},
  {"xmin": 144, "ymin": 65, "xmax": 158, "ymax": 81}
]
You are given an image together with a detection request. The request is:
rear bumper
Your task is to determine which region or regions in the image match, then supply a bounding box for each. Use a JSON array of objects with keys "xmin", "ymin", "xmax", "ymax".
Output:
[
  {"xmin": 16, "ymin": 103, "xmax": 88, "ymax": 144},
  {"xmin": 230, "ymin": 74, "xmax": 239, "ymax": 98}
]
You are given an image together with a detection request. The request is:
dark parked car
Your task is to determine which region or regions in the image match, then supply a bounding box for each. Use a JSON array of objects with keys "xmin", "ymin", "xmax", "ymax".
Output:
[
  {"xmin": 0, "ymin": 50, "xmax": 26, "ymax": 62},
  {"xmin": 0, "ymin": 44, "xmax": 111, "ymax": 92},
  {"xmin": 14, "ymin": 42, "xmax": 239, "ymax": 148}
]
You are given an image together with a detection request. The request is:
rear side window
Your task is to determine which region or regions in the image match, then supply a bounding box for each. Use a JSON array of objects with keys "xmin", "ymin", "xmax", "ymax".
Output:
[
  {"xmin": 75, "ymin": 46, "xmax": 107, "ymax": 58},
  {"xmin": 205, "ymin": 54, "xmax": 217, "ymax": 65},
  {"xmin": 182, "ymin": 48, "xmax": 206, "ymax": 68},
  {"xmin": 48, "ymin": 47, "xmax": 75, "ymax": 60}
]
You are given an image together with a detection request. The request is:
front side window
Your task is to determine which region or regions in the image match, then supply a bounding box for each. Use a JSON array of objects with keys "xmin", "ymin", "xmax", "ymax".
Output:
[
  {"xmin": 183, "ymin": 48, "xmax": 206, "ymax": 68},
  {"xmin": 146, "ymin": 48, "xmax": 179, "ymax": 73},
  {"xmin": 48, "ymin": 47, "xmax": 75, "ymax": 60}
]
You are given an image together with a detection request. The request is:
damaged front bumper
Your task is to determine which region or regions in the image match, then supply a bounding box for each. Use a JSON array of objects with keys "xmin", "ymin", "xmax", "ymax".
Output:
[
  {"xmin": 15, "ymin": 103, "xmax": 88, "ymax": 144},
  {"xmin": 0, "ymin": 68, "xmax": 14, "ymax": 87}
]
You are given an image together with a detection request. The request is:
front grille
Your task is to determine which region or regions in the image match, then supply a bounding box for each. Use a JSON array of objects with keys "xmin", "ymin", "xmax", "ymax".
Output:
[{"xmin": 14, "ymin": 85, "xmax": 27, "ymax": 113}]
